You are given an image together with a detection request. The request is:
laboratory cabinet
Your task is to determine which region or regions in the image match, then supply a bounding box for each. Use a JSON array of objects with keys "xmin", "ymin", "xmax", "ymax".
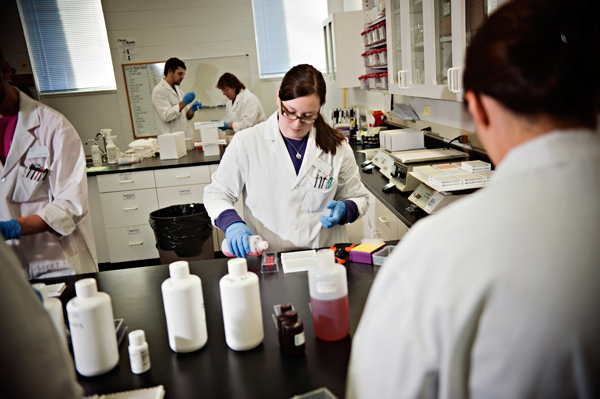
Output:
[
  {"xmin": 384, "ymin": 0, "xmax": 503, "ymax": 100},
  {"xmin": 347, "ymin": 191, "xmax": 409, "ymax": 243},
  {"xmin": 323, "ymin": 10, "xmax": 365, "ymax": 88}
]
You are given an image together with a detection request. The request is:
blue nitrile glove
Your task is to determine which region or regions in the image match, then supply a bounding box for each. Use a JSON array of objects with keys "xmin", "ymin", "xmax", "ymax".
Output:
[
  {"xmin": 320, "ymin": 200, "xmax": 346, "ymax": 229},
  {"xmin": 218, "ymin": 122, "xmax": 230, "ymax": 130},
  {"xmin": 225, "ymin": 222, "xmax": 254, "ymax": 258},
  {"xmin": 190, "ymin": 101, "xmax": 202, "ymax": 112},
  {"xmin": 0, "ymin": 219, "xmax": 21, "ymax": 239},
  {"xmin": 182, "ymin": 91, "xmax": 196, "ymax": 106}
]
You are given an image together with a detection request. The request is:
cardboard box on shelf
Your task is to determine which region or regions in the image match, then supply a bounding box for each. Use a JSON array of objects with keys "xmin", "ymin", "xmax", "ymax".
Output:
[{"xmin": 442, "ymin": 0, "xmax": 452, "ymax": 37}]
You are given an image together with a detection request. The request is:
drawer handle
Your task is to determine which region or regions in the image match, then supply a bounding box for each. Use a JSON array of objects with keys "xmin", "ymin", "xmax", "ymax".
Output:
[
  {"xmin": 129, "ymin": 242, "xmax": 143, "ymax": 246},
  {"xmin": 123, "ymin": 206, "xmax": 139, "ymax": 211},
  {"xmin": 176, "ymin": 174, "xmax": 190, "ymax": 178},
  {"xmin": 378, "ymin": 216, "xmax": 390, "ymax": 225},
  {"xmin": 371, "ymin": 229, "xmax": 383, "ymax": 238},
  {"xmin": 119, "ymin": 180, "xmax": 135, "ymax": 184}
]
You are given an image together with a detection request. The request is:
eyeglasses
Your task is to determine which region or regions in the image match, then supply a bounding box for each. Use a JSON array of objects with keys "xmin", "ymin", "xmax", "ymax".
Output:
[{"xmin": 280, "ymin": 102, "xmax": 319, "ymax": 124}]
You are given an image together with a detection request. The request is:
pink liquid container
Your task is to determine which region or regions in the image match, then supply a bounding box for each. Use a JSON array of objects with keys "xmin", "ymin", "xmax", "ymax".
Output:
[
  {"xmin": 308, "ymin": 249, "xmax": 350, "ymax": 341},
  {"xmin": 221, "ymin": 235, "xmax": 269, "ymax": 257}
]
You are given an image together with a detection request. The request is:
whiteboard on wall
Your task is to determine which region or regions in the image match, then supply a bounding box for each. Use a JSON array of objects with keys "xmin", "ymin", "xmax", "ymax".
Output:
[{"xmin": 122, "ymin": 55, "xmax": 251, "ymax": 139}]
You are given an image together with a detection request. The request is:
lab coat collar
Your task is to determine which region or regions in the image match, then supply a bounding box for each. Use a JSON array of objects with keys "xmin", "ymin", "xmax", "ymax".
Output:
[{"xmin": 2, "ymin": 91, "xmax": 38, "ymax": 177}]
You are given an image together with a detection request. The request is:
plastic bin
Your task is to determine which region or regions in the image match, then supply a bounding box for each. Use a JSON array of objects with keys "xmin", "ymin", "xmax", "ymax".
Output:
[
  {"xmin": 149, "ymin": 203, "xmax": 214, "ymax": 264},
  {"xmin": 372, "ymin": 245, "xmax": 395, "ymax": 265},
  {"xmin": 361, "ymin": 51, "xmax": 369, "ymax": 67},
  {"xmin": 379, "ymin": 47, "xmax": 388, "ymax": 66},
  {"xmin": 359, "ymin": 75, "xmax": 367, "ymax": 90},
  {"xmin": 378, "ymin": 22, "xmax": 386, "ymax": 42},
  {"xmin": 381, "ymin": 72, "xmax": 389, "ymax": 89},
  {"xmin": 368, "ymin": 74, "xmax": 377, "ymax": 89},
  {"xmin": 361, "ymin": 31, "xmax": 368, "ymax": 46}
]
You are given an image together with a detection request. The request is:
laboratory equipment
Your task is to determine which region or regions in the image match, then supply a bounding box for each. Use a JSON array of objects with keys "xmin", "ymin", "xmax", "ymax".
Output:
[
  {"xmin": 32, "ymin": 283, "xmax": 67, "ymax": 347},
  {"xmin": 91, "ymin": 144, "xmax": 102, "ymax": 166},
  {"xmin": 408, "ymin": 183, "xmax": 467, "ymax": 214},
  {"xmin": 261, "ymin": 252, "xmax": 279, "ymax": 273},
  {"xmin": 221, "ymin": 235, "xmax": 269, "ymax": 257},
  {"xmin": 66, "ymin": 278, "xmax": 119, "ymax": 377},
  {"xmin": 281, "ymin": 250, "xmax": 318, "ymax": 273},
  {"xmin": 220, "ymin": 258, "xmax": 264, "ymax": 351},
  {"xmin": 308, "ymin": 249, "xmax": 350, "ymax": 341},
  {"xmin": 372, "ymin": 245, "xmax": 396, "ymax": 265},
  {"xmin": 281, "ymin": 310, "xmax": 305, "ymax": 355},
  {"xmin": 128, "ymin": 330, "xmax": 151, "ymax": 374},
  {"xmin": 161, "ymin": 261, "xmax": 208, "ymax": 353},
  {"xmin": 349, "ymin": 239, "xmax": 386, "ymax": 264},
  {"xmin": 103, "ymin": 129, "xmax": 118, "ymax": 164},
  {"xmin": 276, "ymin": 303, "xmax": 293, "ymax": 344}
]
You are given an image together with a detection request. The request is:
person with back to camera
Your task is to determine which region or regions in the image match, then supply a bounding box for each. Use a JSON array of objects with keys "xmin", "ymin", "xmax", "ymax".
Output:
[
  {"xmin": 346, "ymin": 0, "xmax": 600, "ymax": 397},
  {"xmin": 152, "ymin": 57, "xmax": 202, "ymax": 138},
  {"xmin": 204, "ymin": 64, "xmax": 370, "ymax": 257},
  {"xmin": 216, "ymin": 72, "xmax": 266, "ymax": 141}
]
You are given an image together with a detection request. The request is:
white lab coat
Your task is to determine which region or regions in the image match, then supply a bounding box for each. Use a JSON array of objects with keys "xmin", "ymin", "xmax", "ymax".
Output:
[
  {"xmin": 152, "ymin": 79, "xmax": 194, "ymax": 138},
  {"xmin": 204, "ymin": 112, "xmax": 369, "ymax": 252},
  {"xmin": 347, "ymin": 130, "xmax": 600, "ymax": 398},
  {"xmin": 0, "ymin": 91, "xmax": 98, "ymax": 279},
  {"xmin": 222, "ymin": 88, "xmax": 266, "ymax": 141}
]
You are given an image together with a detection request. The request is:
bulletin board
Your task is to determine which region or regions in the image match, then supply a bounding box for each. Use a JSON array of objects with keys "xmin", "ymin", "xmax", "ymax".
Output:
[{"xmin": 122, "ymin": 55, "xmax": 251, "ymax": 139}]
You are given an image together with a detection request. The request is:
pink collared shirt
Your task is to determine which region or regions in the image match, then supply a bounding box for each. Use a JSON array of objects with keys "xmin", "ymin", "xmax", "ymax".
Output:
[{"xmin": 0, "ymin": 102, "xmax": 19, "ymax": 164}]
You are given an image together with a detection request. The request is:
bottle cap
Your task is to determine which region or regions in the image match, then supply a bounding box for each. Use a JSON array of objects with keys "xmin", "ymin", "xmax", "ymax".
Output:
[
  {"xmin": 317, "ymin": 249, "xmax": 335, "ymax": 268},
  {"xmin": 282, "ymin": 310, "xmax": 298, "ymax": 324},
  {"xmin": 129, "ymin": 329, "xmax": 146, "ymax": 346},
  {"xmin": 228, "ymin": 258, "xmax": 247, "ymax": 276},
  {"xmin": 280, "ymin": 303, "xmax": 292, "ymax": 314},
  {"xmin": 169, "ymin": 261, "xmax": 190, "ymax": 280},
  {"xmin": 259, "ymin": 240, "xmax": 269, "ymax": 250},
  {"xmin": 75, "ymin": 278, "xmax": 98, "ymax": 298},
  {"xmin": 31, "ymin": 283, "xmax": 47, "ymax": 301}
]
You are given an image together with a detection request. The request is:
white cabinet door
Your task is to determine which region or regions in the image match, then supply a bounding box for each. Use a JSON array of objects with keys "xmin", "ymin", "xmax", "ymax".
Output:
[
  {"xmin": 100, "ymin": 188, "xmax": 159, "ymax": 228},
  {"xmin": 97, "ymin": 171, "xmax": 156, "ymax": 193},
  {"xmin": 156, "ymin": 183, "xmax": 208, "ymax": 209},
  {"xmin": 154, "ymin": 165, "xmax": 211, "ymax": 188},
  {"xmin": 105, "ymin": 225, "xmax": 159, "ymax": 263},
  {"xmin": 323, "ymin": 11, "xmax": 364, "ymax": 88},
  {"xmin": 375, "ymin": 197, "xmax": 399, "ymax": 240}
]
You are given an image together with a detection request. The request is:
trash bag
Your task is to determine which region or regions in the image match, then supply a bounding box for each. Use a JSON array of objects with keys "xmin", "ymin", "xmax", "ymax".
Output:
[{"xmin": 149, "ymin": 203, "xmax": 213, "ymax": 258}]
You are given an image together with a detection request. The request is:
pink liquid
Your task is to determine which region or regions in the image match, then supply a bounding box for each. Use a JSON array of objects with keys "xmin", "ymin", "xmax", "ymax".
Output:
[{"xmin": 310, "ymin": 295, "xmax": 350, "ymax": 341}]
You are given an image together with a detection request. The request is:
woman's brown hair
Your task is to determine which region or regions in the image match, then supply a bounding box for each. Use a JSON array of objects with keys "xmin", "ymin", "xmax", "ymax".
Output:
[
  {"xmin": 216, "ymin": 73, "xmax": 246, "ymax": 95},
  {"xmin": 279, "ymin": 64, "xmax": 345, "ymax": 155}
]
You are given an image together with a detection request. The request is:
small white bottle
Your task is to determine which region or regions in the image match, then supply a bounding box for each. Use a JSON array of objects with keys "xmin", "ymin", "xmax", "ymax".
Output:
[
  {"xmin": 91, "ymin": 144, "xmax": 103, "ymax": 166},
  {"xmin": 32, "ymin": 283, "xmax": 67, "ymax": 348},
  {"xmin": 161, "ymin": 261, "xmax": 208, "ymax": 353},
  {"xmin": 128, "ymin": 330, "xmax": 151, "ymax": 374},
  {"xmin": 219, "ymin": 258, "xmax": 264, "ymax": 351},
  {"xmin": 221, "ymin": 235, "xmax": 269, "ymax": 257},
  {"xmin": 66, "ymin": 278, "xmax": 119, "ymax": 377},
  {"xmin": 103, "ymin": 129, "xmax": 118, "ymax": 164}
]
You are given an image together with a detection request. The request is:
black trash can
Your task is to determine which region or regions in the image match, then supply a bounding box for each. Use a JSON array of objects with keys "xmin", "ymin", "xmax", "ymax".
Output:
[{"xmin": 149, "ymin": 203, "xmax": 214, "ymax": 264}]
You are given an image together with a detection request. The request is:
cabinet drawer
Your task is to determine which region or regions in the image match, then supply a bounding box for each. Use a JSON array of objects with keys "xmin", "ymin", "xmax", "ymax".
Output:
[
  {"xmin": 156, "ymin": 183, "xmax": 208, "ymax": 209},
  {"xmin": 97, "ymin": 171, "xmax": 156, "ymax": 193},
  {"xmin": 154, "ymin": 166, "xmax": 210, "ymax": 188},
  {"xmin": 100, "ymin": 189, "xmax": 159, "ymax": 228},
  {"xmin": 105, "ymin": 225, "xmax": 159, "ymax": 263},
  {"xmin": 375, "ymin": 198, "xmax": 399, "ymax": 240}
]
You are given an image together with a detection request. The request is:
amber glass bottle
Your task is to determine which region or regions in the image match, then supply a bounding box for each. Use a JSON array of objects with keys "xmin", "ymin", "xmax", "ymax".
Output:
[{"xmin": 281, "ymin": 310, "xmax": 305, "ymax": 356}]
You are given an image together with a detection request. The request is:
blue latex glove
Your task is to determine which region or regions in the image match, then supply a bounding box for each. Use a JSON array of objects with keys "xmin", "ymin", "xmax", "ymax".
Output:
[
  {"xmin": 320, "ymin": 200, "xmax": 346, "ymax": 229},
  {"xmin": 0, "ymin": 219, "xmax": 21, "ymax": 239},
  {"xmin": 190, "ymin": 101, "xmax": 202, "ymax": 112},
  {"xmin": 182, "ymin": 91, "xmax": 195, "ymax": 106},
  {"xmin": 225, "ymin": 222, "xmax": 254, "ymax": 258},
  {"xmin": 218, "ymin": 122, "xmax": 230, "ymax": 130}
]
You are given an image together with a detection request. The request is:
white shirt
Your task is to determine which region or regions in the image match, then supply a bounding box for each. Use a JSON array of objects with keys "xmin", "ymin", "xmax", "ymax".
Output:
[
  {"xmin": 347, "ymin": 130, "xmax": 600, "ymax": 398},
  {"xmin": 225, "ymin": 88, "xmax": 266, "ymax": 133},
  {"xmin": 152, "ymin": 79, "xmax": 194, "ymax": 138},
  {"xmin": 204, "ymin": 112, "xmax": 369, "ymax": 252},
  {"xmin": 0, "ymin": 91, "xmax": 98, "ymax": 279}
]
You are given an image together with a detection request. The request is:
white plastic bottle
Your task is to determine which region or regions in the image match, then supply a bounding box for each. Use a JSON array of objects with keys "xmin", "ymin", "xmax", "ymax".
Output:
[
  {"xmin": 221, "ymin": 235, "xmax": 269, "ymax": 257},
  {"xmin": 219, "ymin": 258, "xmax": 264, "ymax": 350},
  {"xmin": 66, "ymin": 278, "xmax": 119, "ymax": 377},
  {"xmin": 308, "ymin": 249, "xmax": 350, "ymax": 341},
  {"xmin": 32, "ymin": 283, "xmax": 67, "ymax": 348},
  {"xmin": 91, "ymin": 144, "xmax": 103, "ymax": 166},
  {"xmin": 128, "ymin": 330, "xmax": 151, "ymax": 374},
  {"xmin": 103, "ymin": 129, "xmax": 118, "ymax": 164},
  {"xmin": 161, "ymin": 261, "xmax": 208, "ymax": 353}
]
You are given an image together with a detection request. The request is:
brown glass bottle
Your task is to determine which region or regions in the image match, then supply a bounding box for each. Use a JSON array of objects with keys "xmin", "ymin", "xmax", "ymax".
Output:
[
  {"xmin": 276, "ymin": 303, "xmax": 293, "ymax": 344},
  {"xmin": 281, "ymin": 310, "xmax": 305, "ymax": 356}
]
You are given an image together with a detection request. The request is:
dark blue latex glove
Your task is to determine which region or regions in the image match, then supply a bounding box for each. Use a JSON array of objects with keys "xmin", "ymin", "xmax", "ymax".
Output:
[
  {"xmin": 225, "ymin": 222, "xmax": 254, "ymax": 258},
  {"xmin": 218, "ymin": 122, "xmax": 230, "ymax": 130},
  {"xmin": 320, "ymin": 200, "xmax": 346, "ymax": 229},
  {"xmin": 190, "ymin": 101, "xmax": 202, "ymax": 112},
  {"xmin": 182, "ymin": 92, "xmax": 195, "ymax": 106},
  {"xmin": 0, "ymin": 219, "xmax": 21, "ymax": 239}
]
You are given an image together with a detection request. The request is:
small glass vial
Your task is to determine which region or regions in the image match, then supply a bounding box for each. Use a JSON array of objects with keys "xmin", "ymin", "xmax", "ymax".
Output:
[
  {"xmin": 276, "ymin": 303, "xmax": 293, "ymax": 344},
  {"xmin": 128, "ymin": 330, "xmax": 151, "ymax": 374},
  {"xmin": 281, "ymin": 310, "xmax": 305, "ymax": 356}
]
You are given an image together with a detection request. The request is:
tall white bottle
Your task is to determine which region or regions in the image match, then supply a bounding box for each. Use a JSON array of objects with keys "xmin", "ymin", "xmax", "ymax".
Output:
[
  {"xmin": 161, "ymin": 261, "xmax": 208, "ymax": 353},
  {"xmin": 219, "ymin": 258, "xmax": 264, "ymax": 351},
  {"xmin": 32, "ymin": 282, "xmax": 67, "ymax": 348},
  {"xmin": 66, "ymin": 278, "xmax": 119, "ymax": 377}
]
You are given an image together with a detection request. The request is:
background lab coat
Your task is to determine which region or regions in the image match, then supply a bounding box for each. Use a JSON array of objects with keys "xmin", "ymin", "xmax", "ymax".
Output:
[
  {"xmin": 0, "ymin": 91, "xmax": 97, "ymax": 279},
  {"xmin": 204, "ymin": 112, "xmax": 369, "ymax": 252},
  {"xmin": 347, "ymin": 130, "xmax": 600, "ymax": 399},
  {"xmin": 221, "ymin": 88, "xmax": 266, "ymax": 143},
  {"xmin": 152, "ymin": 79, "xmax": 194, "ymax": 138}
]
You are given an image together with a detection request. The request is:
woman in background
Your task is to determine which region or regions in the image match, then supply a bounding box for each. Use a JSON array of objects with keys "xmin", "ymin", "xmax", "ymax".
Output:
[{"xmin": 216, "ymin": 73, "xmax": 265, "ymax": 139}]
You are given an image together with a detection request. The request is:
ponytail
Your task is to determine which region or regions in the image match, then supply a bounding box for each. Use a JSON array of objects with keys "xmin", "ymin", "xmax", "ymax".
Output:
[{"xmin": 314, "ymin": 113, "xmax": 345, "ymax": 156}]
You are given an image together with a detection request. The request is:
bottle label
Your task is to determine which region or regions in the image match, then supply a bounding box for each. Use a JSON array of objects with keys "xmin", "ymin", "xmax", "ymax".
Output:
[
  {"xmin": 316, "ymin": 281, "xmax": 337, "ymax": 294},
  {"xmin": 295, "ymin": 331, "xmax": 305, "ymax": 346}
]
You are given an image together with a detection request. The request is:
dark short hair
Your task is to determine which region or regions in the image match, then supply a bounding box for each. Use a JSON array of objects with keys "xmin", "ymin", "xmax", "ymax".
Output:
[
  {"xmin": 216, "ymin": 73, "xmax": 245, "ymax": 94},
  {"xmin": 164, "ymin": 58, "xmax": 186, "ymax": 77},
  {"xmin": 463, "ymin": 0, "xmax": 600, "ymax": 127}
]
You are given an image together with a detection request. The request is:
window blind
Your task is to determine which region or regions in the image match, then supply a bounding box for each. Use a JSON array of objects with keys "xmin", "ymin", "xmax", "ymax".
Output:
[
  {"xmin": 252, "ymin": 0, "xmax": 328, "ymax": 78},
  {"xmin": 16, "ymin": 0, "xmax": 116, "ymax": 95}
]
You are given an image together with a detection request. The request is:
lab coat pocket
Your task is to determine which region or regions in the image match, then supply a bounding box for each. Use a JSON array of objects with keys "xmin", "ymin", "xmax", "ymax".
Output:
[
  {"xmin": 301, "ymin": 174, "xmax": 336, "ymax": 213},
  {"xmin": 12, "ymin": 166, "xmax": 49, "ymax": 203}
]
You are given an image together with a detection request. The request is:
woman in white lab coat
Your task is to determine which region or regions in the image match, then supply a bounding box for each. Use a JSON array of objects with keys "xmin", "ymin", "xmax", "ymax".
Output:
[
  {"xmin": 204, "ymin": 65, "xmax": 369, "ymax": 257},
  {"xmin": 216, "ymin": 73, "xmax": 266, "ymax": 137}
]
